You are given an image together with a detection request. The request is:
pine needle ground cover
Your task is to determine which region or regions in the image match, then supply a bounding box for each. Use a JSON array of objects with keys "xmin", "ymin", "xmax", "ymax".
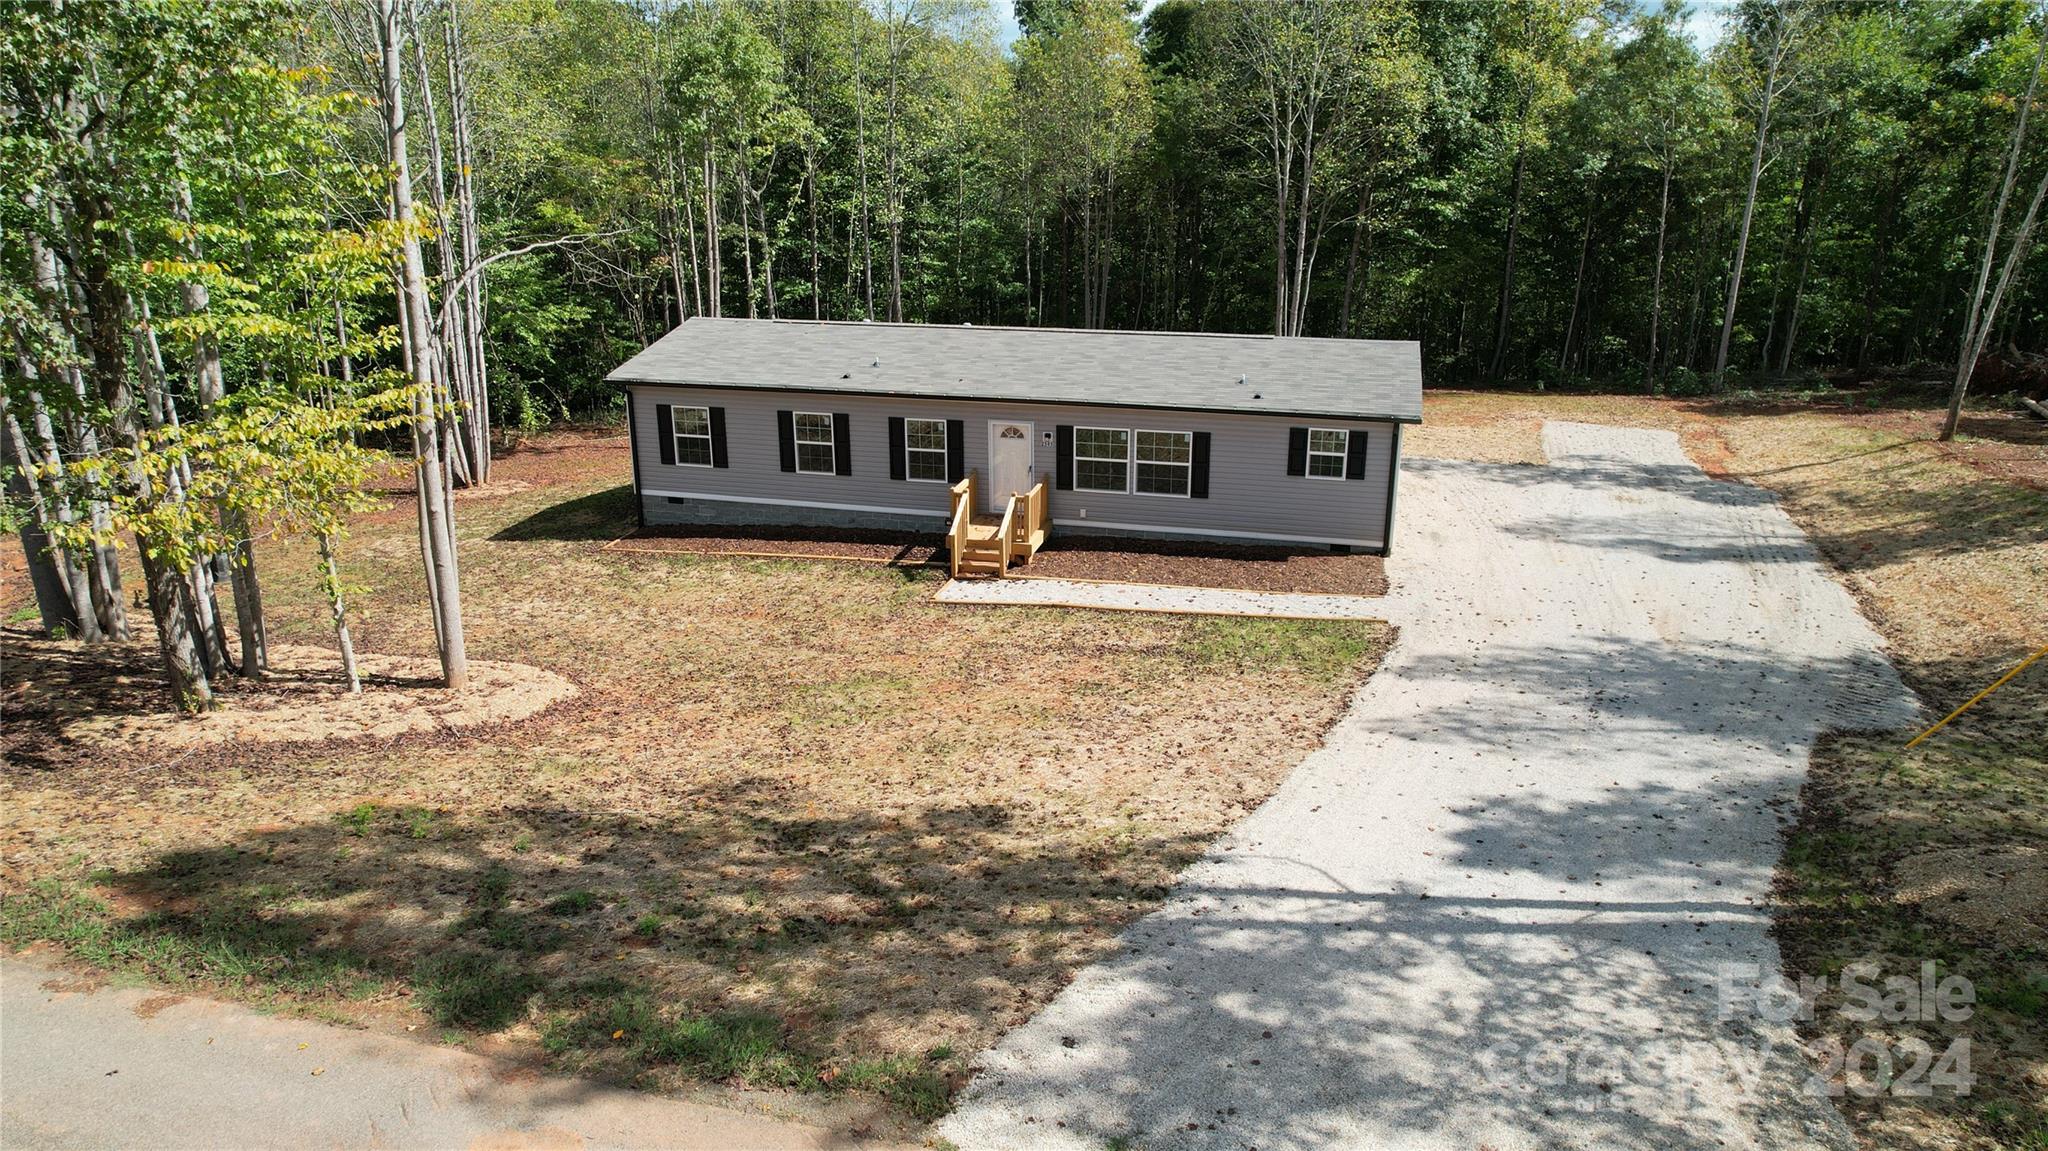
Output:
[
  {"xmin": 1419, "ymin": 390, "xmax": 2047, "ymax": 1151},
  {"xmin": 0, "ymin": 429, "xmax": 1389, "ymax": 1125}
]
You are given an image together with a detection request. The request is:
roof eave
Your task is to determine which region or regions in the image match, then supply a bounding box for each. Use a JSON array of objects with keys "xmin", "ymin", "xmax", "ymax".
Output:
[{"xmin": 608, "ymin": 375, "xmax": 1423, "ymax": 425}]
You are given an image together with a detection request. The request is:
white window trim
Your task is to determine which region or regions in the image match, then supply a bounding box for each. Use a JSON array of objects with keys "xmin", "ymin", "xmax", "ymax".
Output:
[
  {"xmin": 1306, "ymin": 427, "xmax": 1349, "ymax": 482},
  {"xmin": 1131, "ymin": 427, "xmax": 1194, "ymax": 499},
  {"xmin": 1072, "ymin": 425, "xmax": 1131, "ymax": 495},
  {"xmin": 793, "ymin": 410, "xmax": 836, "ymax": 475},
  {"xmin": 672, "ymin": 405, "xmax": 714, "ymax": 469},
  {"xmin": 904, "ymin": 417, "xmax": 949, "ymax": 484}
]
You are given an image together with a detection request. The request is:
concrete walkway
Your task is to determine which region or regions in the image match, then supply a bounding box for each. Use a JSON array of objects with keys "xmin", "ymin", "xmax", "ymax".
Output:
[
  {"xmin": 0, "ymin": 957, "xmax": 892, "ymax": 1151},
  {"xmin": 938, "ymin": 422, "xmax": 1918, "ymax": 1151},
  {"xmin": 934, "ymin": 576, "xmax": 1384, "ymax": 619}
]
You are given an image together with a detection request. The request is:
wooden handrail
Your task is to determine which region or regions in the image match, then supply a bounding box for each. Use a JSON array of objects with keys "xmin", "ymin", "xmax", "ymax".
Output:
[
  {"xmin": 947, "ymin": 471, "xmax": 976, "ymax": 578},
  {"xmin": 993, "ymin": 494, "xmax": 1016, "ymax": 577}
]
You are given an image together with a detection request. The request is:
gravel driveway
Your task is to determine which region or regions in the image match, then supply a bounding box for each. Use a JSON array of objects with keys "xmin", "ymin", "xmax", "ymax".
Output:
[{"xmin": 938, "ymin": 422, "xmax": 1918, "ymax": 1151}]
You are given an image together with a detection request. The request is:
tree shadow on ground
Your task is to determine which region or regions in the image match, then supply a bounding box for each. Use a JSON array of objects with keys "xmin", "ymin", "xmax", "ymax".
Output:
[
  {"xmin": 949, "ymin": 849, "xmax": 1838, "ymax": 1149},
  {"xmin": 0, "ymin": 626, "xmax": 444, "ymax": 772},
  {"xmin": 935, "ymin": 632, "xmax": 1918, "ymax": 1148},
  {"xmin": 11, "ymin": 776, "xmax": 1211, "ymax": 1120},
  {"xmin": 490, "ymin": 484, "xmax": 638, "ymax": 542}
]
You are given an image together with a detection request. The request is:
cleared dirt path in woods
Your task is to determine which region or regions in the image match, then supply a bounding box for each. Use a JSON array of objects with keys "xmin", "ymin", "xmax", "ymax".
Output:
[
  {"xmin": 0, "ymin": 956, "xmax": 903, "ymax": 1151},
  {"xmin": 939, "ymin": 422, "xmax": 1919, "ymax": 1151}
]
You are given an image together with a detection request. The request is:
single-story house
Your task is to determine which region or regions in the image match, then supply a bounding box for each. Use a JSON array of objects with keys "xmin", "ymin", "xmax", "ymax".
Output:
[{"xmin": 608, "ymin": 318, "xmax": 1421, "ymax": 565}]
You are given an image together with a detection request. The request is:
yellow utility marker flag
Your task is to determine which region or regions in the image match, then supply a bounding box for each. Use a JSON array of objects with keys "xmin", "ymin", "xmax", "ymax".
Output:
[{"xmin": 1903, "ymin": 644, "xmax": 2048, "ymax": 750}]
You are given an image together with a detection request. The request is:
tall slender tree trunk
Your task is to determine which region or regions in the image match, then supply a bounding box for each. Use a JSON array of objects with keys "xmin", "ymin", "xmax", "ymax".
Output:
[
  {"xmin": 681, "ymin": 161, "xmax": 704, "ymax": 318},
  {"xmin": 1487, "ymin": 135, "xmax": 1530, "ymax": 385},
  {"xmin": 1943, "ymin": 30, "xmax": 2045, "ymax": 440},
  {"xmin": 25, "ymin": 216, "xmax": 124, "ymax": 640},
  {"xmin": 1339, "ymin": 175, "xmax": 1375, "ymax": 338},
  {"xmin": 67, "ymin": 195, "xmax": 211, "ymax": 707},
  {"xmin": 1647, "ymin": 153, "xmax": 1673, "ymax": 393},
  {"xmin": 319, "ymin": 532, "xmax": 361, "ymax": 694},
  {"xmin": 1100, "ymin": 170, "xmax": 1116, "ymax": 328},
  {"xmin": 1269, "ymin": 116, "xmax": 1292, "ymax": 336},
  {"xmin": 128, "ymin": 278, "xmax": 230, "ymax": 682},
  {"xmin": 850, "ymin": 3, "xmax": 874, "ymax": 319},
  {"xmin": 1559, "ymin": 184, "xmax": 1597, "ymax": 375},
  {"xmin": 405, "ymin": 1, "xmax": 475, "ymax": 490},
  {"xmin": 807, "ymin": 155, "xmax": 822, "ymax": 319},
  {"xmin": 1855, "ymin": 176, "xmax": 1900, "ymax": 371},
  {"xmin": 446, "ymin": 0, "xmax": 489, "ymax": 481},
  {"xmin": 1944, "ymin": 165, "xmax": 2048, "ymax": 439},
  {"xmin": 737, "ymin": 150, "xmax": 758, "ymax": 318},
  {"xmin": 378, "ymin": 0, "xmax": 468, "ymax": 689},
  {"xmin": 1713, "ymin": 38, "xmax": 1785, "ymax": 391},
  {"xmin": 7, "ymin": 354, "xmax": 101, "ymax": 639},
  {"xmin": 173, "ymin": 175, "xmax": 268, "ymax": 675},
  {"xmin": 1, "ymin": 398, "xmax": 79, "ymax": 636},
  {"xmin": 883, "ymin": 11, "xmax": 904, "ymax": 323},
  {"xmin": 1288, "ymin": 128, "xmax": 1320, "ymax": 338}
]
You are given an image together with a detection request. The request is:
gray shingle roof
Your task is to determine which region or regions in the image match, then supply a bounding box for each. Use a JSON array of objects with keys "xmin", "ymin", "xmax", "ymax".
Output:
[{"xmin": 607, "ymin": 318, "xmax": 1422, "ymax": 423}]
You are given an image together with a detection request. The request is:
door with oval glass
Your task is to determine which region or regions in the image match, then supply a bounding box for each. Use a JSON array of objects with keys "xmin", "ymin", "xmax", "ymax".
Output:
[{"xmin": 986, "ymin": 420, "xmax": 1034, "ymax": 513}]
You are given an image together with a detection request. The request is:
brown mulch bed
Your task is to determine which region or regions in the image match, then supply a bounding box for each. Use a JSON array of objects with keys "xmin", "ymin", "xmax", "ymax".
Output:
[
  {"xmin": 609, "ymin": 526, "xmax": 1388, "ymax": 595},
  {"xmin": 607, "ymin": 524, "xmax": 943, "ymax": 567},
  {"xmin": 1022, "ymin": 535, "xmax": 1387, "ymax": 595}
]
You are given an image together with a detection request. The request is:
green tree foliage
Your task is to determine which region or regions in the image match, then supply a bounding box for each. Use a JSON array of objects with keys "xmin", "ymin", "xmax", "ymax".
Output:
[
  {"xmin": 4, "ymin": 0, "xmax": 430, "ymax": 709},
  {"xmin": 356, "ymin": 0, "xmax": 2042, "ymax": 409}
]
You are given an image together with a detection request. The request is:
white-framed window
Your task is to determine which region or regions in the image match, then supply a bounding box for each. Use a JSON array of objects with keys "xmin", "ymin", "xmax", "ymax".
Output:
[
  {"xmin": 905, "ymin": 418, "xmax": 948, "ymax": 482},
  {"xmin": 1133, "ymin": 430, "xmax": 1193, "ymax": 496},
  {"xmin": 1073, "ymin": 427, "xmax": 1130, "ymax": 493},
  {"xmin": 1307, "ymin": 427, "xmax": 1349, "ymax": 479},
  {"xmin": 794, "ymin": 411, "xmax": 836, "ymax": 474},
  {"xmin": 672, "ymin": 406, "xmax": 713, "ymax": 467}
]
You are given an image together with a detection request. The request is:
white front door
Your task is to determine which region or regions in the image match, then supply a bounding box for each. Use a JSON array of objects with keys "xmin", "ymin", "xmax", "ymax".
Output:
[{"xmin": 987, "ymin": 420, "xmax": 1035, "ymax": 512}]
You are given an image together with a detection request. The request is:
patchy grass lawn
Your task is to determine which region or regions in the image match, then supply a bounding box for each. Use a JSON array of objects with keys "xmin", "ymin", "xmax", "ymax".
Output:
[
  {"xmin": 0, "ymin": 429, "xmax": 1389, "ymax": 1127},
  {"xmin": 1421, "ymin": 388, "xmax": 2047, "ymax": 1151}
]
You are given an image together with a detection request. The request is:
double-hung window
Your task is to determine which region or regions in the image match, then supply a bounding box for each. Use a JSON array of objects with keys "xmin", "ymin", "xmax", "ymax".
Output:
[
  {"xmin": 793, "ymin": 412, "xmax": 836, "ymax": 474},
  {"xmin": 1072, "ymin": 427, "xmax": 1195, "ymax": 496},
  {"xmin": 1073, "ymin": 427, "xmax": 1130, "ymax": 493},
  {"xmin": 1134, "ymin": 430, "xmax": 1193, "ymax": 496},
  {"xmin": 1306, "ymin": 428, "xmax": 1349, "ymax": 479},
  {"xmin": 672, "ymin": 406, "xmax": 714, "ymax": 467},
  {"xmin": 905, "ymin": 418, "xmax": 948, "ymax": 482}
]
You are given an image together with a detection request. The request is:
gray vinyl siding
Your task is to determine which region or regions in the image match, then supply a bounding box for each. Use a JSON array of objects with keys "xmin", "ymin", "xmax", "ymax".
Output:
[{"xmin": 629, "ymin": 386, "xmax": 1396, "ymax": 548}]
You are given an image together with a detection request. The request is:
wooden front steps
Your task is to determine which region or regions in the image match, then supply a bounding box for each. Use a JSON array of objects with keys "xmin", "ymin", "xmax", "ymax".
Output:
[
  {"xmin": 947, "ymin": 471, "xmax": 1052, "ymax": 579},
  {"xmin": 953, "ymin": 515, "xmax": 1009, "ymax": 577}
]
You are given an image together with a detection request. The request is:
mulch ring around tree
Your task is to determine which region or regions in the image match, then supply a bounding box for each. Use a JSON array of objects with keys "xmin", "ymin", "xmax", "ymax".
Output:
[
  {"xmin": 604, "ymin": 526, "xmax": 1389, "ymax": 596},
  {"xmin": 1, "ymin": 631, "xmax": 577, "ymax": 771}
]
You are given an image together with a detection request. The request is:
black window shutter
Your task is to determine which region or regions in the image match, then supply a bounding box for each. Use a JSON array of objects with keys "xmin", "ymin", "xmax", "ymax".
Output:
[
  {"xmin": 946, "ymin": 419, "xmax": 965, "ymax": 483},
  {"xmin": 1055, "ymin": 424, "xmax": 1073, "ymax": 490},
  {"xmin": 709, "ymin": 407, "xmax": 729, "ymax": 468},
  {"xmin": 1286, "ymin": 427, "xmax": 1308, "ymax": 476},
  {"xmin": 776, "ymin": 410, "xmax": 796, "ymax": 472},
  {"xmin": 833, "ymin": 412, "xmax": 853, "ymax": 475},
  {"xmin": 1190, "ymin": 431, "xmax": 1211, "ymax": 499},
  {"xmin": 888, "ymin": 416, "xmax": 907, "ymax": 480},
  {"xmin": 656, "ymin": 403, "xmax": 676, "ymax": 465},
  {"xmin": 1346, "ymin": 429, "xmax": 1369, "ymax": 480}
]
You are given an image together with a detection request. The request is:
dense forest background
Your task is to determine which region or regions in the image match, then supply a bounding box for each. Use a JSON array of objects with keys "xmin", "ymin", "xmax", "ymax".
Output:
[
  {"xmin": 309, "ymin": 0, "xmax": 2048, "ymax": 423},
  {"xmin": 6, "ymin": 0, "xmax": 2047, "ymax": 709}
]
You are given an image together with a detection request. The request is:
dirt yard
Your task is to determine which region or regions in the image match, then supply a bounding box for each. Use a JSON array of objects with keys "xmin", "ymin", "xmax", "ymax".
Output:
[
  {"xmin": 4, "ymin": 391, "xmax": 2040, "ymax": 1142},
  {"xmin": 1417, "ymin": 389, "xmax": 2047, "ymax": 1151},
  {"xmin": 0, "ymin": 429, "xmax": 1388, "ymax": 1126}
]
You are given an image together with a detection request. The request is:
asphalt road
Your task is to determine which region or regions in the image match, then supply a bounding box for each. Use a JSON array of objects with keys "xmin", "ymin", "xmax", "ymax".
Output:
[{"xmin": 0, "ymin": 956, "xmax": 891, "ymax": 1151}]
